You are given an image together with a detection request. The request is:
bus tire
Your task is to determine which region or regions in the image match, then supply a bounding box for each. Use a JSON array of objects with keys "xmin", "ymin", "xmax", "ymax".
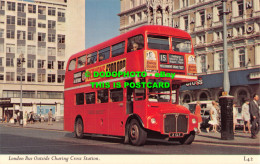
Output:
[
  {"xmin": 75, "ymin": 118, "xmax": 84, "ymax": 139},
  {"xmin": 128, "ymin": 119, "xmax": 147, "ymax": 146},
  {"xmin": 179, "ymin": 131, "xmax": 195, "ymax": 145}
]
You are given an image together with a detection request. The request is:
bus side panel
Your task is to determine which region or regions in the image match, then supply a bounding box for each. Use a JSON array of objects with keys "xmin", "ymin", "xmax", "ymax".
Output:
[
  {"xmin": 94, "ymin": 103, "xmax": 109, "ymax": 135},
  {"xmin": 85, "ymin": 104, "xmax": 97, "ymax": 134},
  {"xmin": 133, "ymin": 101, "xmax": 148, "ymax": 128},
  {"xmin": 126, "ymin": 51, "xmax": 144, "ymax": 73},
  {"xmin": 64, "ymin": 90, "xmax": 75, "ymax": 132},
  {"xmin": 108, "ymin": 101, "xmax": 126, "ymax": 136}
]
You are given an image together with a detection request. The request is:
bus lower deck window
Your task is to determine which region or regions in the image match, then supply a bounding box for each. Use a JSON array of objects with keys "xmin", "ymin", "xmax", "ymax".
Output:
[{"xmin": 97, "ymin": 89, "xmax": 108, "ymax": 103}]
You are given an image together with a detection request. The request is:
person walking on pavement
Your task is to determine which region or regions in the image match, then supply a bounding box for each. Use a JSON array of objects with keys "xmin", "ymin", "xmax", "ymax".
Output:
[
  {"xmin": 194, "ymin": 101, "xmax": 202, "ymax": 133},
  {"xmin": 249, "ymin": 94, "xmax": 259, "ymax": 139},
  {"xmin": 242, "ymin": 99, "xmax": 251, "ymax": 133},
  {"xmin": 233, "ymin": 103, "xmax": 238, "ymax": 134},
  {"xmin": 48, "ymin": 109, "xmax": 53, "ymax": 125},
  {"xmin": 24, "ymin": 111, "xmax": 28, "ymax": 126},
  {"xmin": 13, "ymin": 112, "xmax": 17, "ymax": 124},
  {"xmin": 207, "ymin": 101, "xmax": 219, "ymax": 133}
]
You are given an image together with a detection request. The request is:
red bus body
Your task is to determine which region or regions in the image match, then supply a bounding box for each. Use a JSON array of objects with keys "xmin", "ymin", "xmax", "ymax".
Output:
[{"xmin": 64, "ymin": 25, "xmax": 198, "ymax": 145}]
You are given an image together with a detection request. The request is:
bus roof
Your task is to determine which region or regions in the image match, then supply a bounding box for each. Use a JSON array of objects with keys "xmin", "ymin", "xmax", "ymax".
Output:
[{"xmin": 68, "ymin": 25, "xmax": 191, "ymax": 62}]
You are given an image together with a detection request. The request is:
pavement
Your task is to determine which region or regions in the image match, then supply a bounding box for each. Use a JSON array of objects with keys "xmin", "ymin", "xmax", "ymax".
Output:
[{"xmin": 1, "ymin": 121, "xmax": 259, "ymax": 147}]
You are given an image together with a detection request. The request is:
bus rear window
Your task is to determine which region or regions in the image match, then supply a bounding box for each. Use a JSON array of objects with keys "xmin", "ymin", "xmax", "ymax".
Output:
[
  {"xmin": 77, "ymin": 55, "xmax": 86, "ymax": 68},
  {"xmin": 112, "ymin": 41, "xmax": 125, "ymax": 57},
  {"xmin": 172, "ymin": 38, "xmax": 191, "ymax": 53},
  {"xmin": 87, "ymin": 52, "xmax": 97, "ymax": 65},
  {"xmin": 148, "ymin": 35, "xmax": 169, "ymax": 50},
  {"xmin": 68, "ymin": 59, "xmax": 76, "ymax": 71},
  {"xmin": 99, "ymin": 47, "xmax": 110, "ymax": 61},
  {"xmin": 85, "ymin": 92, "xmax": 95, "ymax": 104},
  {"xmin": 110, "ymin": 88, "xmax": 123, "ymax": 102},
  {"xmin": 76, "ymin": 93, "xmax": 84, "ymax": 105}
]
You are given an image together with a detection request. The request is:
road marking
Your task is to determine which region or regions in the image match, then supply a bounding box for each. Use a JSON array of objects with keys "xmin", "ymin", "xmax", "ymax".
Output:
[{"xmin": 193, "ymin": 141, "xmax": 260, "ymax": 149}]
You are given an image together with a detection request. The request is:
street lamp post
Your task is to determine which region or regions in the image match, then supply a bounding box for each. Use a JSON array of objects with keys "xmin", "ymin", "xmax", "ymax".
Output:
[
  {"xmin": 18, "ymin": 54, "xmax": 25, "ymax": 126},
  {"xmin": 219, "ymin": 0, "xmax": 234, "ymax": 140}
]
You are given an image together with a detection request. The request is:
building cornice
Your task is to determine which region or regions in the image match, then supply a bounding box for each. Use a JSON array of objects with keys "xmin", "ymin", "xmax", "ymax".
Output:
[{"xmin": 118, "ymin": 4, "xmax": 147, "ymax": 16}]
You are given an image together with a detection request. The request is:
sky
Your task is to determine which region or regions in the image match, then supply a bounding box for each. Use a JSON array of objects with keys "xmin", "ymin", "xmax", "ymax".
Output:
[{"xmin": 85, "ymin": 0, "xmax": 120, "ymax": 49}]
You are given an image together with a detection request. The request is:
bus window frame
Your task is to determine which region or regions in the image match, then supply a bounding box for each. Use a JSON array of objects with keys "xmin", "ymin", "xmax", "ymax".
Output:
[
  {"xmin": 77, "ymin": 55, "xmax": 86, "ymax": 69},
  {"xmin": 76, "ymin": 92, "xmax": 85, "ymax": 105},
  {"xmin": 147, "ymin": 34, "xmax": 170, "ymax": 50},
  {"xmin": 127, "ymin": 34, "xmax": 144, "ymax": 52},
  {"xmin": 99, "ymin": 47, "xmax": 111, "ymax": 62},
  {"xmin": 112, "ymin": 41, "xmax": 126, "ymax": 57},
  {"xmin": 68, "ymin": 58, "xmax": 76, "ymax": 71},
  {"xmin": 87, "ymin": 51, "xmax": 98, "ymax": 65}
]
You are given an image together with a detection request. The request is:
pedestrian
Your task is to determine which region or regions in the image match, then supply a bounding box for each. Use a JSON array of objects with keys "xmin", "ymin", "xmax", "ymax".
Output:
[
  {"xmin": 13, "ymin": 112, "xmax": 17, "ymax": 124},
  {"xmin": 242, "ymin": 99, "xmax": 251, "ymax": 133},
  {"xmin": 29, "ymin": 111, "xmax": 34, "ymax": 124},
  {"xmin": 24, "ymin": 111, "xmax": 27, "ymax": 126},
  {"xmin": 249, "ymin": 94, "xmax": 260, "ymax": 139},
  {"xmin": 233, "ymin": 103, "xmax": 238, "ymax": 134},
  {"xmin": 194, "ymin": 101, "xmax": 202, "ymax": 133},
  {"xmin": 206, "ymin": 101, "xmax": 219, "ymax": 133},
  {"xmin": 48, "ymin": 109, "xmax": 53, "ymax": 125}
]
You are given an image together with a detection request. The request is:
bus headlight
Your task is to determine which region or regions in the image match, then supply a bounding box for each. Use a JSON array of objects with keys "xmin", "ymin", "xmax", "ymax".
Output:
[
  {"xmin": 151, "ymin": 118, "xmax": 156, "ymax": 124},
  {"xmin": 192, "ymin": 118, "xmax": 197, "ymax": 124}
]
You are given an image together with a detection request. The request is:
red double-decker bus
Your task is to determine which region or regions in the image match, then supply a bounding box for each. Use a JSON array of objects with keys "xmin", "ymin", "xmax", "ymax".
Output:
[{"xmin": 64, "ymin": 25, "xmax": 198, "ymax": 145}]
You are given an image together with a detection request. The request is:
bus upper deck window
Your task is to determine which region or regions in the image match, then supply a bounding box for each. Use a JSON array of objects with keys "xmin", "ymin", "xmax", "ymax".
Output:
[
  {"xmin": 112, "ymin": 41, "xmax": 125, "ymax": 57},
  {"xmin": 127, "ymin": 35, "xmax": 144, "ymax": 52},
  {"xmin": 148, "ymin": 35, "xmax": 169, "ymax": 50},
  {"xmin": 68, "ymin": 59, "xmax": 76, "ymax": 71},
  {"xmin": 172, "ymin": 38, "xmax": 191, "ymax": 53},
  {"xmin": 99, "ymin": 47, "xmax": 110, "ymax": 62},
  {"xmin": 77, "ymin": 55, "xmax": 86, "ymax": 68},
  {"xmin": 87, "ymin": 52, "xmax": 97, "ymax": 65}
]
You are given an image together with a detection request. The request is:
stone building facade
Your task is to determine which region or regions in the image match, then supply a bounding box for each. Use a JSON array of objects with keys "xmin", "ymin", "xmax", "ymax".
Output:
[{"xmin": 119, "ymin": 0, "xmax": 260, "ymax": 107}]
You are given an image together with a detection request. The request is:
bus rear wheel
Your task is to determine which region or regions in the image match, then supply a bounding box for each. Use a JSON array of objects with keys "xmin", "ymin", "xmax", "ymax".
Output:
[
  {"xmin": 75, "ymin": 118, "xmax": 84, "ymax": 139},
  {"xmin": 128, "ymin": 119, "xmax": 147, "ymax": 146},
  {"xmin": 179, "ymin": 132, "xmax": 195, "ymax": 145}
]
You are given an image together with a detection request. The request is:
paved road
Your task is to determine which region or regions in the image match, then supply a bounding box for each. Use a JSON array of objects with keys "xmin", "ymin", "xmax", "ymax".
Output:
[{"xmin": 0, "ymin": 125, "xmax": 259, "ymax": 155}]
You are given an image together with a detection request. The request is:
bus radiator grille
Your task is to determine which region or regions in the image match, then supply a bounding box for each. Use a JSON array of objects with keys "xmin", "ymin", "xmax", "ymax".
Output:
[{"xmin": 164, "ymin": 114, "xmax": 188, "ymax": 133}]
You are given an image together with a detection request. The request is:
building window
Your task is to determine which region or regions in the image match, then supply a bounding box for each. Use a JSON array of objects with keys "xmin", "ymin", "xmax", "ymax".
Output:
[
  {"xmin": 17, "ymin": 75, "xmax": 25, "ymax": 81},
  {"xmin": 0, "ymin": 57, "xmax": 2, "ymax": 66},
  {"xmin": 17, "ymin": 31, "xmax": 26, "ymax": 40},
  {"xmin": 6, "ymin": 44, "xmax": 15, "ymax": 53},
  {"xmin": 27, "ymin": 45, "xmax": 36, "ymax": 54},
  {"xmin": 199, "ymin": 92, "xmax": 208, "ymax": 101},
  {"xmin": 28, "ymin": 18, "xmax": 36, "ymax": 27},
  {"xmin": 219, "ymin": 52, "xmax": 224, "ymax": 71},
  {"xmin": 6, "ymin": 72, "xmax": 15, "ymax": 81},
  {"xmin": 37, "ymin": 91, "xmax": 63, "ymax": 99},
  {"xmin": 48, "ymin": 34, "xmax": 55, "ymax": 42},
  {"xmin": 200, "ymin": 10, "xmax": 205, "ymax": 26},
  {"xmin": 183, "ymin": 94, "xmax": 191, "ymax": 103},
  {"xmin": 0, "ymin": 29, "xmax": 4, "ymax": 38},
  {"xmin": 58, "ymin": 75, "xmax": 65, "ymax": 83},
  {"xmin": 184, "ymin": 16, "xmax": 189, "ymax": 31},
  {"xmin": 0, "ymin": 74, "xmax": 4, "ymax": 81},
  {"xmin": 7, "ymin": 15, "xmax": 15, "ymax": 25},
  {"xmin": 239, "ymin": 48, "xmax": 245, "ymax": 67},
  {"xmin": 0, "ymin": 1, "xmax": 5, "ymax": 10},
  {"xmin": 38, "ymin": 73, "xmax": 46, "ymax": 82},
  {"xmin": 217, "ymin": 5, "xmax": 223, "ymax": 21},
  {"xmin": 27, "ymin": 73, "xmax": 35, "ymax": 82},
  {"xmin": 17, "ymin": 17, "xmax": 26, "ymax": 26},
  {"xmin": 17, "ymin": 45, "xmax": 25, "ymax": 54},
  {"xmin": 38, "ymin": 60, "xmax": 45, "ymax": 69},
  {"xmin": 57, "ymin": 48, "xmax": 65, "ymax": 56},
  {"xmin": 130, "ymin": 14, "xmax": 135, "ymax": 24},
  {"xmin": 38, "ymin": 46, "xmax": 46, "ymax": 56},
  {"xmin": 0, "ymin": 43, "xmax": 3, "ymax": 53},
  {"xmin": 6, "ymin": 58, "xmax": 14, "ymax": 67},
  {"xmin": 28, "ymin": 4, "xmax": 36, "ymax": 13},
  {"xmin": 6, "ymin": 29, "xmax": 15, "ymax": 39},
  {"xmin": 17, "ymin": 3, "xmax": 26, "ymax": 12},
  {"xmin": 47, "ymin": 47, "xmax": 56, "ymax": 56},
  {"xmin": 200, "ymin": 54, "xmax": 207, "ymax": 73},
  {"xmin": 182, "ymin": 0, "xmax": 189, "ymax": 8},
  {"xmin": 48, "ymin": 20, "xmax": 56, "ymax": 29},
  {"xmin": 58, "ymin": 61, "xmax": 65, "ymax": 70},
  {"xmin": 48, "ymin": 7, "xmax": 56, "ymax": 16},
  {"xmin": 38, "ymin": 6, "xmax": 46, "ymax": 15},
  {"xmin": 48, "ymin": 74, "xmax": 55, "ymax": 83},
  {"xmin": 38, "ymin": 22, "xmax": 46, "ymax": 28},
  {"xmin": 38, "ymin": 32, "xmax": 46, "ymax": 42},
  {"xmin": 7, "ymin": 2, "xmax": 15, "ymax": 11},
  {"xmin": 48, "ymin": 61, "xmax": 54, "ymax": 69},
  {"xmin": 197, "ymin": 34, "xmax": 205, "ymax": 44},
  {"xmin": 58, "ymin": 34, "xmax": 65, "ymax": 43},
  {"xmin": 238, "ymin": 1, "xmax": 244, "ymax": 16},
  {"xmin": 28, "ymin": 31, "xmax": 35, "ymax": 41},
  {"xmin": 27, "ymin": 59, "xmax": 34, "ymax": 68}
]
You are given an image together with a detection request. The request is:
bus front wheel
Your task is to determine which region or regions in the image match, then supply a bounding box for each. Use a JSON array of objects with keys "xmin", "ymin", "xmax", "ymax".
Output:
[
  {"xmin": 75, "ymin": 118, "xmax": 84, "ymax": 139},
  {"xmin": 128, "ymin": 119, "xmax": 147, "ymax": 146},
  {"xmin": 179, "ymin": 131, "xmax": 195, "ymax": 145}
]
